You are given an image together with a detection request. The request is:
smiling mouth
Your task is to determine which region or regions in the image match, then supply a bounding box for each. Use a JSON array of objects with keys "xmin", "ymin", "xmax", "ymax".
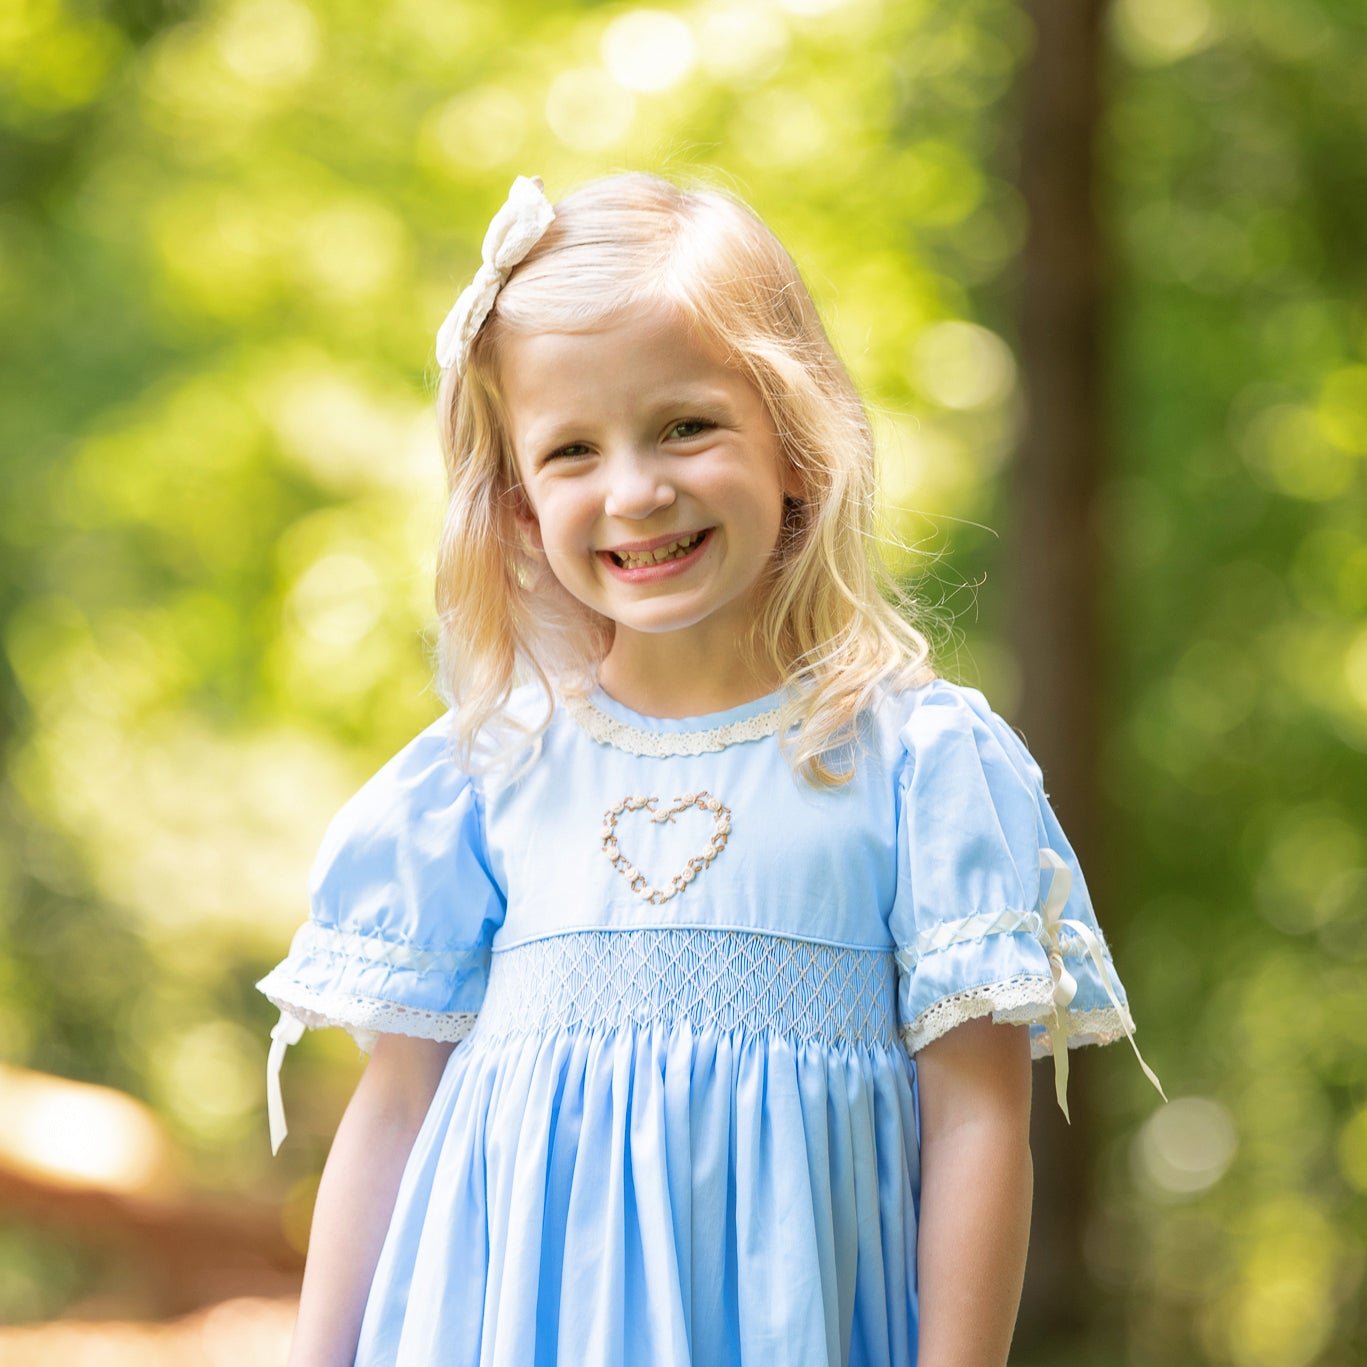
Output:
[{"xmin": 608, "ymin": 530, "xmax": 709, "ymax": 568}]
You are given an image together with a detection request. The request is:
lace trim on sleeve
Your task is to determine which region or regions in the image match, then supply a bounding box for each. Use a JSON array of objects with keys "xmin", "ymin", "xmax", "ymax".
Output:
[
  {"xmin": 896, "ymin": 974, "xmax": 1137, "ymax": 1060},
  {"xmin": 259, "ymin": 981, "xmax": 480, "ymax": 1053}
]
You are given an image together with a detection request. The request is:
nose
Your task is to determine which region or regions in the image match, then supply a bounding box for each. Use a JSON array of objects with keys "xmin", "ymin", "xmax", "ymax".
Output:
[{"xmin": 602, "ymin": 447, "xmax": 676, "ymax": 521}]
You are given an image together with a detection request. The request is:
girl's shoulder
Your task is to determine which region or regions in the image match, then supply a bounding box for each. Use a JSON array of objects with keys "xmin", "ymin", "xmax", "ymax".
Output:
[
  {"xmin": 313, "ymin": 710, "xmax": 474, "ymax": 866},
  {"xmin": 871, "ymin": 674, "xmax": 1046, "ymax": 791},
  {"xmin": 309, "ymin": 683, "xmax": 558, "ymax": 888}
]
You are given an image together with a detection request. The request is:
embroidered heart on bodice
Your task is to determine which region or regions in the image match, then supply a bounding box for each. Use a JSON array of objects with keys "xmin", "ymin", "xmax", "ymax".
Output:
[{"xmin": 600, "ymin": 791, "xmax": 732, "ymax": 905}]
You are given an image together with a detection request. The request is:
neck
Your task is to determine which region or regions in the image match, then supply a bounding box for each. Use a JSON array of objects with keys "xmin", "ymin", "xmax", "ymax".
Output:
[{"xmin": 595, "ymin": 633, "xmax": 787, "ymax": 719}]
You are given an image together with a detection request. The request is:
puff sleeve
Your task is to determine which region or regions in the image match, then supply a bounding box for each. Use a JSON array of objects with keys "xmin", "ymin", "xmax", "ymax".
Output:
[
  {"xmin": 890, "ymin": 681, "xmax": 1166, "ymax": 1122},
  {"xmin": 255, "ymin": 715, "xmax": 506, "ymax": 1152}
]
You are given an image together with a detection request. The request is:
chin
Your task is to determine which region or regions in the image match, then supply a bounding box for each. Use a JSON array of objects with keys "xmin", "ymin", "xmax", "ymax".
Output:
[{"xmin": 610, "ymin": 611, "xmax": 712, "ymax": 636}]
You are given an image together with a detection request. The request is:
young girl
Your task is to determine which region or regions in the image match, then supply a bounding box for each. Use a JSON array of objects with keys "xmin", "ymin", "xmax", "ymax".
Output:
[{"xmin": 257, "ymin": 172, "xmax": 1166, "ymax": 1367}]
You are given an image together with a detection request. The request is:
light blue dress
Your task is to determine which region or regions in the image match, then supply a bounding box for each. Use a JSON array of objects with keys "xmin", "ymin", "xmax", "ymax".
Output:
[{"xmin": 257, "ymin": 676, "xmax": 1163, "ymax": 1366}]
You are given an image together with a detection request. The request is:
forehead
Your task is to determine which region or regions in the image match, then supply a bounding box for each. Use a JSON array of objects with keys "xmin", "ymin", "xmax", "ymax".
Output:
[{"xmin": 497, "ymin": 308, "xmax": 745, "ymax": 433}]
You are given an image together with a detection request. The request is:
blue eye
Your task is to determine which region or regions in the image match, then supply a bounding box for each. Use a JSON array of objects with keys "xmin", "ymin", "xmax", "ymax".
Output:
[{"xmin": 547, "ymin": 443, "xmax": 590, "ymax": 461}]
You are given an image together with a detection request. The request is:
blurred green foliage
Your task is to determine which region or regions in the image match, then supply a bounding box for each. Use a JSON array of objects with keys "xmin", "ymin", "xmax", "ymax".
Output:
[{"xmin": 1, "ymin": 0, "xmax": 1364, "ymax": 1361}]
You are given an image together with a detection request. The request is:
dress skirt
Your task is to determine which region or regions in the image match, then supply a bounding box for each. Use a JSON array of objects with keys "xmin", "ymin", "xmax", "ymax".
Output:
[{"xmin": 353, "ymin": 926, "xmax": 924, "ymax": 1367}]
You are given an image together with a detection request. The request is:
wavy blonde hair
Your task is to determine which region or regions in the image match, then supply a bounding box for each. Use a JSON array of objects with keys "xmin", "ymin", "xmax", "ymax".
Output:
[{"xmin": 433, "ymin": 170, "xmax": 938, "ymax": 787}]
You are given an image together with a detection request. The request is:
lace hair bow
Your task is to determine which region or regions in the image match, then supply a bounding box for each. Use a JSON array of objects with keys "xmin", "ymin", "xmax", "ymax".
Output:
[{"xmin": 435, "ymin": 175, "xmax": 556, "ymax": 374}]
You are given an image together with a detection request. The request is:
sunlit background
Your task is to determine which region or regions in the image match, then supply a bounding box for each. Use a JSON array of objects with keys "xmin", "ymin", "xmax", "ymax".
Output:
[{"xmin": 2, "ymin": 0, "xmax": 1364, "ymax": 1362}]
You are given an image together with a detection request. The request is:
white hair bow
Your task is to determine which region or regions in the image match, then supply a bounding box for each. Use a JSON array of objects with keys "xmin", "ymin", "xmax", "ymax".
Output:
[{"xmin": 435, "ymin": 175, "xmax": 556, "ymax": 373}]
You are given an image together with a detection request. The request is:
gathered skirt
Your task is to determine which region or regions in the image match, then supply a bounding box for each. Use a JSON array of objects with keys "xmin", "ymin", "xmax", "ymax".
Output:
[{"xmin": 353, "ymin": 927, "xmax": 924, "ymax": 1366}]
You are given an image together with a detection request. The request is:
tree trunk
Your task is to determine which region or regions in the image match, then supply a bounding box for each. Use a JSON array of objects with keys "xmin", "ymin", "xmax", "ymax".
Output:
[{"xmin": 1010, "ymin": 0, "xmax": 1114, "ymax": 1351}]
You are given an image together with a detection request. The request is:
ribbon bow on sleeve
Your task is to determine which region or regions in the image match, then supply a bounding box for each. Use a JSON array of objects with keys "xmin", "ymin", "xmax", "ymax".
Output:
[
  {"xmin": 1038, "ymin": 848, "xmax": 1168, "ymax": 1124},
  {"xmin": 435, "ymin": 175, "xmax": 556, "ymax": 374},
  {"xmin": 266, "ymin": 1008, "xmax": 305, "ymax": 1156}
]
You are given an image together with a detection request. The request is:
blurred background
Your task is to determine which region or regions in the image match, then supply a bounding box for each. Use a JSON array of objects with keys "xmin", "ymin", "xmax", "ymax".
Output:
[{"xmin": 1, "ymin": 0, "xmax": 1365, "ymax": 1362}]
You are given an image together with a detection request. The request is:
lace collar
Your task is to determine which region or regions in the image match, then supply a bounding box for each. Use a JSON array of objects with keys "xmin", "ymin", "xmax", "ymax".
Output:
[{"xmin": 560, "ymin": 684, "xmax": 791, "ymax": 757}]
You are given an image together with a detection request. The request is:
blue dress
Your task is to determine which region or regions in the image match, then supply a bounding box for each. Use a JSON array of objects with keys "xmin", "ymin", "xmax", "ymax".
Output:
[{"xmin": 257, "ymin": 676, "xmax": 1164, "ymax": 1366}]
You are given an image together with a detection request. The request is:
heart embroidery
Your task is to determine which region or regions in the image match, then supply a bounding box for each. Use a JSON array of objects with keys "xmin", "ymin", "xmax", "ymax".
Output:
[{"xmin": 601, "ymin": 791, "xmax": 732, "ymax": 905}]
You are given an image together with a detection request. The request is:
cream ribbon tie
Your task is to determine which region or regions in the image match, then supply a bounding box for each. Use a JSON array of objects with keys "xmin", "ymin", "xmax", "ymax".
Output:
[
  {"xmin": 435, "ymin": 175, "xmax": 556, "ymax": 373},
  {"xmin": 1038, "ymin": 848, "xmax": 1167, "ymax": 1123},
  {"xmin": 266, "ymin": 1008, "xmax": 306, "ymax": 1156}
]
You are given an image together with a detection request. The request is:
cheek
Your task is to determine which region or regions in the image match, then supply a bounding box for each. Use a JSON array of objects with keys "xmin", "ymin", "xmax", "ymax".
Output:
[
  {"xmin": 743, "ymin": 468, "xmax": 787, "ymax": 526},
  {"xmin": 532, "ymin": 491, "xmax": 592, "ymax": 552}
]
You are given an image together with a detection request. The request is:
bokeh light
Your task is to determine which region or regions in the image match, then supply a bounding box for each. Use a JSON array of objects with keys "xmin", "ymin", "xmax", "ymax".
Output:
[
  {"xmin": 420, "ymin": 86, "xmax": 529, "ymax": 173},
  {"xmin": 545, "ymin": 67, "xmax": 636, "ymax": 150},
  {"xmin": 215, "ymin": 0, "xmax": 319, "ymax": 89},
  {"xmin": 602, "ymin": 9, "xmax": 696, "ymax": 93},
  {"xmin": 0, "ymin": 1065, "xmax": 175, "ymax": 1196},
  {"xmin": 911, "ymin": 321, "xmax": 1017, "ymax": 411},
  {"xmin": 1112, "ymin": 0, "xmax": 1218, "ymax": 65},
  {"xmin": 695, "ymin": 3, "xmax": 789, "ymax": 84},
  {"xmin": 0, "ymin": 1297, "xmax": 296, "ymax": 1365},
  {"xmin": 1132, "ymin": 1095, "xmax": 1238, "ymax": 1197}
]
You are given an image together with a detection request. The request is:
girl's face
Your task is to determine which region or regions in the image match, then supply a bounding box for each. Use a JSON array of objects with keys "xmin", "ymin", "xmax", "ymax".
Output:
[{"xmin": 502, "ymin": 305, "xmax": 801, "ymax": 654}]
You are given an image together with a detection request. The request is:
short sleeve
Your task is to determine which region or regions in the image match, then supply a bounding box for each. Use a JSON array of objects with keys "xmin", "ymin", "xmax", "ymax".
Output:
[
  {"xmin": 255, "ymin": 714, "xmax": 506, "ymax": 1151},
  {"xmin": 890, "ymin": 681, "xmax": 1165, "ymax": 1121}
]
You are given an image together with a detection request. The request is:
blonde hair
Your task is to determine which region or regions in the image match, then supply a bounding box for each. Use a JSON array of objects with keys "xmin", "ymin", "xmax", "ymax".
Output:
[{"xmin": 433, "ymin": 170, "xmax": 938, "ymax": 787}]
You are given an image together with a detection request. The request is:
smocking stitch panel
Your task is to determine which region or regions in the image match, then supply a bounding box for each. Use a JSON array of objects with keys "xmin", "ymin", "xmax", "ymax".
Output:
[{"xmin": 470, "ymin": 926, "xmax": 898, "ymax": 1050}]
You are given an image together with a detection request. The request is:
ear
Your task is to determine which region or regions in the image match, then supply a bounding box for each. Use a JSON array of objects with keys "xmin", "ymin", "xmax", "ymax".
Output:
[{"xmin": 510, "ymin": 484, "xmax": 544, "ymax": 552}]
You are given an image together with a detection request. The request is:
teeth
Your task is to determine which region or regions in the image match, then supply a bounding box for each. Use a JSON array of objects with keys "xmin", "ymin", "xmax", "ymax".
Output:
[{"xmin": 614, "ymin": 532, "xmax": 704, "ymax": 568}]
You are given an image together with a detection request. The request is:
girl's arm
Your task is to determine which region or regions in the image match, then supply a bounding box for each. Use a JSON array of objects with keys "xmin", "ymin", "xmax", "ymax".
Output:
[
  {"xmin": 286, "ymin": 1033, "xmax": 455, "ymax": 1367},
  {"xmin": 915, "ymin": 1017, "xmax": 1034, "ymax": 1367}
]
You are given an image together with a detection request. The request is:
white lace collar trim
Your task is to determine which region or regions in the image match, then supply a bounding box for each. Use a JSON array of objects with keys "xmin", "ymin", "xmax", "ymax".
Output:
[{"xmin": 560, "ymin": 690, "xmax": 790, "ymax": 757}]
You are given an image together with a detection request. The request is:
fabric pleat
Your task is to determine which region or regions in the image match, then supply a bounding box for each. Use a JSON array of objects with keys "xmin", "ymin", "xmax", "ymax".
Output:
[{"xmin": 355, "ymin": 1021, "xmax": 922, "ymax": 1367}]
